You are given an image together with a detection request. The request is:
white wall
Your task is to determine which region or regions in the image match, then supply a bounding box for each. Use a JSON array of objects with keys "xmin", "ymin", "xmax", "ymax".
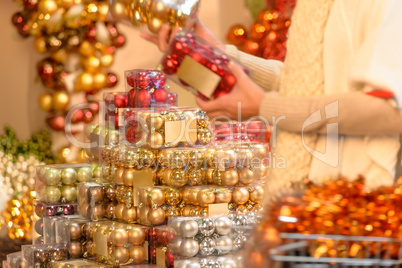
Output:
[{"xmin": 0, "ymin": 0, "xmax": 253, "ymax": 141}]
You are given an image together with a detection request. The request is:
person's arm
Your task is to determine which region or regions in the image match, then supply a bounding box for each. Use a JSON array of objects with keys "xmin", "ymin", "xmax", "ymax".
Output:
[
  {"xmin": 259, "ymin": 90, "xmax": 402, "ymax": 135},
  {"xmin": 225, "ymin": 45, "xmax": 283, "ymax": 92},
  {"xmin": 197, "ymin": 63, "xmax": 402, "ymax": 135}
]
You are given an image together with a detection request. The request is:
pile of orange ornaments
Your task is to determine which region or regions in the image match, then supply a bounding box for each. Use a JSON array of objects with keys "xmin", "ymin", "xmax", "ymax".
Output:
[
  {"xmin": 226, "ymin": 0, "xmax": 295, "ymax": 61},
  {"xmin": 268, "ymin": 176, "xmax": 402, "ymax": 259}
]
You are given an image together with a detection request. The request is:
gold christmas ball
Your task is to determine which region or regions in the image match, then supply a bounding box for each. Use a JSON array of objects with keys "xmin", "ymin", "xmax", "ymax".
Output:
[
  {"xmin": 139, "ymin": 207, "xmax": 149, "ymax": 225},
  {"xmin": 150, "ymin": 0, "xmax": 170, "ymax": 18},
  {"xmin": 114, "ymin": 167, "xmax": 125, "ymax": 185},
  {"xmin": 122, "ymin": 206, "xmax": 137, "ymax": 223},
  {"xmin": 147, "ymin": 16, "xmax": 163, "ymax": 34},
  {"xmin": 38, "ymin": 0, "xmax": 58, "ymax": 14},
  {"xmin": 148, "ymin": 207, "xmax": 166, "ymax": 225},
  {"xmin": 181, "ymin": 187, "xmax": 192, "ymax": 203},
  {"xmin": 249, "ymin": 185, "xmax": 265, "ymax": 204},
  {"xmin": 254, "ymin": 164, "xmax": 268, "ymax": 178},
  {"xmin": 90, "ymin": 186, "xmax": 104, "ymax": 203},
  {"xmin": 251, "ymin": 203, "xmax": 264, "ymax": 213},
  {"xmin": 215, "ymin": 191, "xmax": 232, "ymax": 203},
  {"xmin": 128, "ymin": 227, "xmax": 145, "ymax": 245},
  {"xmin": 110, "ymin": 246, "xmax": 129, "ymax": 264},
  {"xmin": 147, "ymin": 114, "xmax": 165, "ymax": 130},
  {"xmin": 188, "ymin": 150, "xmax": 204, "ymax": 167},
  {"xmin": 239, "ymin": 168, "xmax": 256, "ymax": 185},
  {"xmin": 233, "ymin": 187, "xmax": 250, "ymax": 205},
  {"xmin": 198, "ymin": 190, "xmax": 215, "ymax": 207},
  {"xmin": 51, "ymin": 48, "xmax": 68, "ymax": 64},
  {"xmin": 149, "ymin": 188, "xmax": 165, "ymax": 207},
  {"xmin": 68, "ymin": 241, "xmax": 83, "ymax": 258},
  {"xmin": 160, "ymin": 168, "xmax": 171, "ymax": 185},
  {"xmin": 57, "ymin": 0, "xmax": 81, "ymax": 9},
  {"xmin": 129, "ymin": 246, "xmax": 146, "ymax": 264},
  {"xmin": 52, "ymin": 91, "xmax": 70, "ymax": 111},
  {"xmin": 82, "ymin": 55, "xmax": 101, "ymax": 73},
  {"xmin": 235, "ymin": 205, "xmax": 249, "ymax": 215},
  {"xmin": 197, "ymin": 129, "xmax": 212, "ymax": 145},
  {"xmin": 237, "ymin": 148, "xmax": 254, "ymax": 165},
  {"xmin": 122, "ymin": 168, "xmax": 136, "ymax": 187},
  {"xmin": 61, "ymin": 185, "xmax": 77, "ymax": 202},
  {"xmin": 97, "ymin": 1, "xmax": 109, "ymax": 21},
  {"xmin": 100, "ymin": 54, "xmax": 114, "ymax": 68},
  {"xmin": 69, "ymin": 222, "xmax": 83, "ymax": 240},
  {"xmin": 109, "ymin": 228, "xmax": 129, "ymax": 246},
  {"xmin": 181, "ymin": 205, "xmax": 192, "ymax": 216},
  {"xmin": 165, "ymin": 188, "xmax": 182, "ymax": 206},
  {"xmin": 206, "ymin": 168, "xmax": 214, "ymax": 184},
  {"xmin": 169, "ymin": 169, "xmax": 187, "ymax": 187},
  {"xmin": 189, "ymin": 189, "xmax": 200, "ymax": 206},
  {"xmin": 75, "ymin": 72, "xmax": 93, "ymax": 92},
  {"xmin": 252, "ymin": 144, "xmax": 268, "ymax": 160},
  {"xmin": 150, "ymin": 132, "xmax": 164, "ymax": 149},
  {"xmin": 216, "ymin": 149, "xmax": 237, "ymax": 168},
  {"xmin": 90, "ymin": 203, "xmax": 105, "ymax": 219},
  {"xmin": 114, "ymin": 203, "xmax": 126, "ymax": 220},
  {"xmin": 139, "ymin": 189, "xmax": 149, "ymax": 206},
  {"xmin": 38, "ymin": 92, "xmax": 53, "ymax": 112},
  {"xmin": 79, "ymin": 41, "xmax": 95, "ymax": 57},
  {"xmin": 221, "ymin": 169, "xmax": 239, "ymax": 186},
  {"xmin": 116, "ymin": 185, "xmax": 126, "ymax": 203},
  {"xmin": 105, "ymin": 203, "xmax": 115, "ymax": 219},
  {"xmin": 106, "ymin": 186, "xmax": 116, "ymax": 200},
  {"xmin": 34, "ymin": 36, "xmax": 47, "ymax": 53},
  {"xmin": 110, "ymin": 0, "xmax": 130, "ymax": 21},
  {"xmin": 187, "ymin": 168, "xmax": 205, "ymax": 186},
  {"xmin": 165, "ymin": 206, "xmax": 181, "ymax": 218}
]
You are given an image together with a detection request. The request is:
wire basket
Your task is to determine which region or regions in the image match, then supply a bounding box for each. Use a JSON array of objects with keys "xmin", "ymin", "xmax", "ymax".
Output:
[{"xmin": 269, "ymin": 233, "xmax": 402, "ymax": 268}]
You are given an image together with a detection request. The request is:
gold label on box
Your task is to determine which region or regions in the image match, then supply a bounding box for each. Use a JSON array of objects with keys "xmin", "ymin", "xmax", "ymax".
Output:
[
  {"xmin": 133, "ymin": 169, "xmax": 154, "ymax": 206},
  {"xmin": 94, "ymin": 232, "xmax": 108, "ymax": 257},
  {"xmin": 156, "ymin": 248, "xmax": 166, "ymax": 267},
  {"xmin": 165, "ymin": 118, "xmax": 197, "ymax": 145},
  {"xmin": 208, "ymin": 203, "xmax": 229, "ymax": 217},
  {"xmin": 176, "ymin": 55, "xmax": 221, "ymax": 99}
]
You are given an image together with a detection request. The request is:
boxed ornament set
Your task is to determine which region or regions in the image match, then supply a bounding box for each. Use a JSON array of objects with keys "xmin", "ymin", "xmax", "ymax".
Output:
[{"xmin": 6, "ymin": 62, "xmax": 268, "ymax": 267}]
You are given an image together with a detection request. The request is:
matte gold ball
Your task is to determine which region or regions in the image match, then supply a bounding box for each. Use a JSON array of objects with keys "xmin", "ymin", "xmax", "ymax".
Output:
[
  {"xmin": 150, "ymin": 132, "xmax": 164, "ymax": 149},
  {"xmin": 222, "ymin": 169, "xmax": 239, "ymax": 186},
  {"xmin": 114, "ymin": 203, "xmax": 126, "ymax": 220},
  {"xmin": 148, "ymin": 207, "xmax": 166, "ymax": 225},
  {"xmin": 249, "ymin": 185, "xmax": 265, "ymax": 204},
  {"xmin": 68, "ymin": 241, "xmax": 83, "ymax": 258},
  {"xmin": 233, "ymin": 187, "xmax": 250, "ymax": 205},
  {"xmin": 39, "ymin": 93, "xmax": 53, "ymax": 112},
  {"xmin": 110, "ymin": 246, "xmax": 129, "ymax": 264},
  {"xmin": 129, "ymin": 245, "xmax": 146, "ymax": 264},
  {"xmin": 149, "ymin": 188, "xmax": 165, "ymax": 206},
  {"xmin": 122, "ymin": 168, "xmax": 136, "ymax": 186},
  {"xmin": 122, "ymin": 206, "xmax": 137, "ymax": 223},
  {"xmin": 128, "ymin": 227, "xmax": 145, "ymax": 245},
  {"xmin": 109, "ymin": 229, "xmax": 129, "ymax": 247},
  {"xmin": 198, "ymin": 190, "xmax": 215, "ymax": 207},
  {"xmin": 239, "ymin": 168, "xmax": 256, "ymax": 185}
]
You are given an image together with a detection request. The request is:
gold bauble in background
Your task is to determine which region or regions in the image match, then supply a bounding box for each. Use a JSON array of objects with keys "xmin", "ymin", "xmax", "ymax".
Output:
[
  {"xmin": 39, "ymin": 93, "xmax": 53, "ymax": 112},
  {"xmin": 52, "ymin": 91, "xmax": 70, "ymax": 111}
]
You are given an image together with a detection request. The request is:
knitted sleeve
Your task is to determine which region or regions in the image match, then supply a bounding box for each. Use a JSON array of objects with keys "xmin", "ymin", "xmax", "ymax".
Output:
[
  {"xmin": 225, "ymin": 45, "xmax": 283, "ymax": 92},
  {"xmin": 259, "ymin": 91, "xmax": 402, "ymax": 135}
]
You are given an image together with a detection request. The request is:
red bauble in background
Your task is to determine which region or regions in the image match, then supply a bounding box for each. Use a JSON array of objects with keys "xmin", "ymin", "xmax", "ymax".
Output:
[
  {"xmin": 153, "ymin": 88, "xmax": 167, "ymax": 104},
  {"xmin": 47, "ymin": 115, "xmax": 65, "ymax": 131},
  {"xmin": 107, "ymin": 72, "xmax": 118, "ymax": 88},
  {"xmin": 226, "ymin": 24, "xmax": 248, "ymax": 46},
  {"xmin": 241, "ymin": 39, "xmax": 260, "ymax": 56}
]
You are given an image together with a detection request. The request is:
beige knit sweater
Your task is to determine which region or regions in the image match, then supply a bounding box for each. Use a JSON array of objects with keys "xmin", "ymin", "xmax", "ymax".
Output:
[{"xmin": 226, "ymin": 0, "xmax": 402, "ymax": 203}]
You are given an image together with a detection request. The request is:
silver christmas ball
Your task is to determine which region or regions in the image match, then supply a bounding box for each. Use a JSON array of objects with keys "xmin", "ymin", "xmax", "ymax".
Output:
[
  {"xmin": 214, "ymin": 236, "xmax": 232, "ymax": 254},
  {"xmin": 220, "ymin": 259, "xmax": 237, "ymax": 268},
  {"xmin": 194, "ymin": 233, "xmax": 205, "ymax": 243},
  {"xmin": 169, "ymin": 237, "xmax": 183, "ymax": 254},
  {"xmin": 170, "ymin": 219, "xmax": 182, "ymax": 234},
  {"xmin": 214, "ymin": 217, "xmax": 232, "ymax": 236},
  {"xmin": 180, "ymin": 220, "xmax": 199, "ymax": 238},
  {"xmin": 198, "ymin": 218, "xmax": 215, "ymax": 236},
  {"xmin": 61, "ymin": 168, "xmax": 77, "ymax": 185},
  {"xmin": 187, "ymin": 263, "xmax": 202, "ymax": 268},
  {"xmin": 245, "ymin": 212, "xmax": 257, "ymax": 225},
  {"xmin": 233, "ymin": 235, "xmax": 247, "ymax": 250},
  {"xmin": 203, "ymin": 260, "xmax": 220, "ymax": 268},
  {"xmin": 180, "ymin": 238, "xmax": 199, "ymax": 257},
  {"xmin": 227, "ymin": 211, "xmax": 236, "ymax": 220},
  {"xmin": 175, "ymin": 260, "xmax": 193, "ymax": 268},
  {"xmin": 199, "ymin": 237, "xmax": 216, "ymax": 256},
  {"xmin": 232, "ymin": 215, "xmax": 246, "ymax": 234},
  {"xmin": 45, "ymin": 168, "xmax": 61, "ymax": 186}
]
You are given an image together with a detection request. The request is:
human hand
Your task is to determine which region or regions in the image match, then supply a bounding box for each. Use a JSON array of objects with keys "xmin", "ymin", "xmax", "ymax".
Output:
[
  {"xmin": 140, "ymin": 18, "xmax": 225, "ymax": 52},
  {"xmin": 196, "ymin": 63, "xmax": 265, "ymax": 120}
]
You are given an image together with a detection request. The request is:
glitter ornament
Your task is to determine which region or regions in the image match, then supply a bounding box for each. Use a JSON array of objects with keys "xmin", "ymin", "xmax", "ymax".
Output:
[{"xmin": 197, "ymin": 218, "xmax": 215, "ymax": 236}]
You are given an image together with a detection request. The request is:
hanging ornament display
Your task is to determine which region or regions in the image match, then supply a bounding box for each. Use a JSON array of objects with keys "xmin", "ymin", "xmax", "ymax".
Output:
[
  {"xmin": 10, "ymin": 0, "xmax": 125, "ymax": 144},
  {"xmin": 0, "ymin": 126, "xmax": 54, "ymax": 240},
  {"xmin": 226, "ymin": 0, "xmax": 296, "ymax": 61}
]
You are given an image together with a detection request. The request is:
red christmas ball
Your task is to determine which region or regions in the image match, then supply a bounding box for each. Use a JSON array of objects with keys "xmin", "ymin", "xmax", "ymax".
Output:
[
  {"xmin": 82, "ymin": 109, "xmax": 94, "ymax": 124},
  {"xmin": 86, "ymin": 26, "xmax": 97, "ymax": 43},
  {"xmin": 126, "ymin": 73, "xmax": 135, "ymax": 87},
  {"xmin": 107, "ymin": 72, "xmax": 118, "ymax": 88},
  {"xmin": 11, "ymin": 12, "xmax": 24, "ymax": 27},
  {"xmin": 113, "ymin": 34, "xmax": 126, "ymax": 48},
  {"xmin": 125, "ymin": 127, "xmax": 141, "ymax": 143},
  {"xmin": 114, "ymin": 94, "xmax": 128, "ymax": 108},
  {"xmin": 152, "ymin": 73, "xmax": 166, "ymax": 88},
  {"xmin": 241, "ymin": 39, "xmax": 260, "ymax": 56},
  {"xmin": 135, "ymin": 72, "xmax": 151, "ymax": 88},
  {"xmin": 128, "ymin": 88, "xmax": 137, "ymax": 107},
  {"xmin": 223, "ymin": 73, "xmax": 237, "ymax": 88},
  {"xmin": 23, "ymin": 0, "xmax": 39, "ymax": 10},
  {"xmin": 38, "ymin": 58, "xmax": 56, "ymax": 81},
  {"xmin": 71, "ymin": 110, "xmax": 84, "ymax": 124},
  {"xmin": 47, "ymin": 115, "xmax": 65, "ymax": 131},
  {"xmin": 18, "ymin": 23, "xmax": 30, "ymax": 38},
  {"xmin": 88, "ymin": 102, "xmax": 99, "ymax": 114},
  {"xmin": 138, "ymin": 89, "xmax": 151, "ymax": 107},
  {"xmin": 162, "ymin": 56, "xmax": 178, "ymax": 74},
  {"xmin": 153, "ymin": 88, "xmax": 167, "ymax": 104}
]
